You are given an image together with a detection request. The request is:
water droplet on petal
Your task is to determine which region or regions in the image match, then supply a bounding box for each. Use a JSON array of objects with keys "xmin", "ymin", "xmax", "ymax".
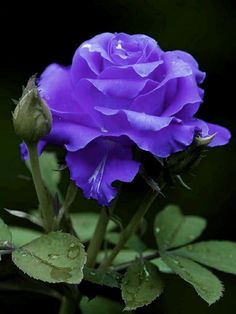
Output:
[{"xmin": 101, "ymin": 127, "xmax": 108, "ymax": 133}]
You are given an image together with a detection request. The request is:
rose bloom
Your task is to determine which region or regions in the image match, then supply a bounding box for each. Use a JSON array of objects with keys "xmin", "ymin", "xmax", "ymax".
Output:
[{"xmin": 25, "ymin": 33, "xmax": 231, "ymax": 205}]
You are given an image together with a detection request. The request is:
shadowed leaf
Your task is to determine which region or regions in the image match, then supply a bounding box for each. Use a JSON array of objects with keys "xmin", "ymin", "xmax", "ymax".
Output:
[
  {"xmin": 162, "ymin": 254, "xmax": 223, "ymax": 305},
  {"xmin": 80, "ymin": 296, "xmax": 124, "ymax": 314},
  {"xmin": 70, "ymin": 212, "xmax": 116, "ymax": 242},
  {"xmin": 154, "ymin": 205, "xmax": 206, "ymax": 251},
  {"xmin": 173, "ymin": 241, "xmax": 236, "ymax": 275},
  {"xmin": 121, "ymin": 260, "xmax": 164, "ymax": 310}
]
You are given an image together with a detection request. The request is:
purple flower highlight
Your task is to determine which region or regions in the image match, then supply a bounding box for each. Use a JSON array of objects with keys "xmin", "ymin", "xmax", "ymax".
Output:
[{"xmin": 33, "ymin": 32, "xmax": 230, "ymax": 205}]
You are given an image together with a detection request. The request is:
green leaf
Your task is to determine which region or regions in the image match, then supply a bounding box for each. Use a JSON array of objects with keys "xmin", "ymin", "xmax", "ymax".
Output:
[
  {"xmin": 39, "ymin": 152, "xmax": 62, "ymax": 198},
  {"xmin": 70, "ymin": 212, "xmax": 116, "ymax": 242},
  {"xmin": 121, "ymin": 260, "xmax": 164, "ymax": 310},
  {"xmin": 83, "ymin": 267, "xmax": 122, "ymax": 288},
  {"xmin": 106, "ymin": 232, "xmax": 146, "ymax": 253},
  {"xmin": 97, "ymin": 249, "xmax": 155, "ymax": 266},
  {"xmin": 173, "ymin": 241, "xmax": 236, "ymax": 275},
  {"xmin": 151, "ymin": 258, "xmax": 173, "ymax": 273},
  {"xmin": 10, "ymin": 227, "xmax": 42, "ymax": 247},
  {"xmin": 162, "ymin": 254, "xmax": 223, "ymax": 305},
  {"xmin": 97, "ymin": 250, "xmax": 138, "ymax": 265},
  {"xmin": 12, "ymin": 232, "xmax": 86, "ymax": 284},
  {"xmin": 80, "ymin": 296, "xmax": 124, "ymax": 314},
  {"xmin": 0, "ymin": 218, "xmax": 12, "ymax": 245},
  {"xmin": 154, "ymin": 205, "xmax": 206, "ymax": 251},
  {"xmin": 26, "ymin": 151, "xmax": 62, "ymax": 200}
]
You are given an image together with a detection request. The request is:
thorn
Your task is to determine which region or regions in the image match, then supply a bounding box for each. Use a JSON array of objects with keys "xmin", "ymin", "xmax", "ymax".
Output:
[
  {"xmin": 11, "ymin": 98, "xmax": 19, "ymax": 105},
  {"xmin": 176, "ymin": 175, "xmax": 191, "ymax": 190}
]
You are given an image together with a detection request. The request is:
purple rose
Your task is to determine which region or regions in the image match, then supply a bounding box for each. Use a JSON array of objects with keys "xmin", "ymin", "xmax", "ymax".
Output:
[{"xmin": 28, "ymin": 32, "xmax": 230, "ymax": 205}]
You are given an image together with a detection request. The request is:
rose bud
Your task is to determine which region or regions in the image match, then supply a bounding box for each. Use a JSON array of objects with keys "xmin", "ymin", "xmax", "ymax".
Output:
[
  {"xmin": 13, "ymin": 76, "xmax": 52, "ymax": 144},
  {"xmin": 162, "ymin": 133, "xmax": 216, "ymax": 188}
]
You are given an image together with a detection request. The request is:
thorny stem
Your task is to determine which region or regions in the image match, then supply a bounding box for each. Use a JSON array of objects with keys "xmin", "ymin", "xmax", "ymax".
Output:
[
  {"xmin": 99, "ymin": 184, "xmax": 165, "ymax": 270},
  {"xmin": 86, "ymin": 191, "xmax": 120, "ymax": 268},
  {"xmin": 54, "ymin": 181, "xmax": 78, "ymax": 232},
  {"xmin": 112, "ymin": 251, "xmax": 161, "ymax": 272},
  {"xmin": 86, "ymin": 207, "xmax": 109, "ymax": 268}
]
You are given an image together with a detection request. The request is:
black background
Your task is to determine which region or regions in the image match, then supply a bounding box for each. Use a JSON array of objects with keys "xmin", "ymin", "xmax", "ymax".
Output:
[{"xmin": 0, "ymin": 1, "xmax": 236, "ymax": 313}]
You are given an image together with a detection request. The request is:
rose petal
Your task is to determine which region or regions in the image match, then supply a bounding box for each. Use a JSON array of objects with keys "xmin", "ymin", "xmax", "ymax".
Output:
[
  {"xmin": 94, "ymin": 107, "xmax": 195, "ymax": 157},
  {"xmin": 75, "ymin": 78, "xmax": 132, "ymax": 110},
  {"xmin": 38, "ymin": 64, "xmax": 78, "ymax": 112},
  {"xmin": 207, "ymin": 122, "xmax": 231, "ymax": 146},
  {"xmin": 85, "ymin": 78, "xmax": 148, "ymax": 99},
  {"xmin": 177, "ymin": 118, "xmax": 231, "ymax": 147},
  {"xmin": 174, "ymin": 50, "xmax": 206, "ymax": 83},
  {"xmin": 44, "ymin": 117, "xmax": 102, "ymax": 152},
  {"xmin": 161, "ymin": 75, "xmax": 203, "ymax": 117},
  {"xmin": 99, "ymin": 60, "xmax": 163, "ymax": 80},
  {"xmin": 66, "ymin": 137, "xmax": 140, "ymax": 205},
  {"xmin": 175, "ymin": 102, "xmax": 201, "ymax": 120},
  {"xmin": 71, "ymin": 33, "xmax": 114, "ymax": 80},
  {"xmin": 130, "ymin": 52, "xmax": 194, "ymax": 115},
  {"xmin": 95, "ymin": 106, "xmax": 173, "ymax": 132},
  {"xmin": 126, "ymin": 122, "xmax": 196, "ymax": 157},
  {"xmin": 79, "ymin": 32, "xmax": 113, "ymax": 61}
]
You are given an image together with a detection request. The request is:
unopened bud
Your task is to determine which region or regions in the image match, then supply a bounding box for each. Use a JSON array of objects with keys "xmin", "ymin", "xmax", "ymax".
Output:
[
  {"xmin": 13, "ymin": 76, "xmax": 52, "ymax": 144},
  {"xmin": 166, "ymin": 133, "xmax": 217, "ymax": 176}
]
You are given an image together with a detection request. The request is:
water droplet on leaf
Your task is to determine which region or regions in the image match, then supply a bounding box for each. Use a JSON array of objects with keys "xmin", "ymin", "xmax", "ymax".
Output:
[
  {"xmin": 48, "ymin": 254, "xmax": 60, "ymax": 260},
  {"xmin": 143, "ymin": 266, "xmax": 150, "ymax": 277},
  {"xmin": 67, "ymin": 243, "xmax": 80, "ymax": 259}
]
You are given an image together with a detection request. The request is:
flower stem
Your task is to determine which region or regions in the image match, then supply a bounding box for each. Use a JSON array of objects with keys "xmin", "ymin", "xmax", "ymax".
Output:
[
  {"xmin": 99, "ymin": 186, "xmax": 165, "ymax": 270},
  {"xmin": 59, "ymin": 295, "xmax": 76, "ymax": 314},
  {"xmin": 54, "ymin": 181, "xmax": 78, "ymax": 232},
  {"xmin": 63, "ymin": 181, "xmax": 78, "ymax": 213},
  {"xmin": 86, "ymin": 207, "xmax": 109, "ymax": 267},
  {"xmin": 112, "ymin": 251, "xmax": 160, "ymax": 272},
  {"xmin": 27, "ymin": 143, "xmax": 54, "ymax": 232}
]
